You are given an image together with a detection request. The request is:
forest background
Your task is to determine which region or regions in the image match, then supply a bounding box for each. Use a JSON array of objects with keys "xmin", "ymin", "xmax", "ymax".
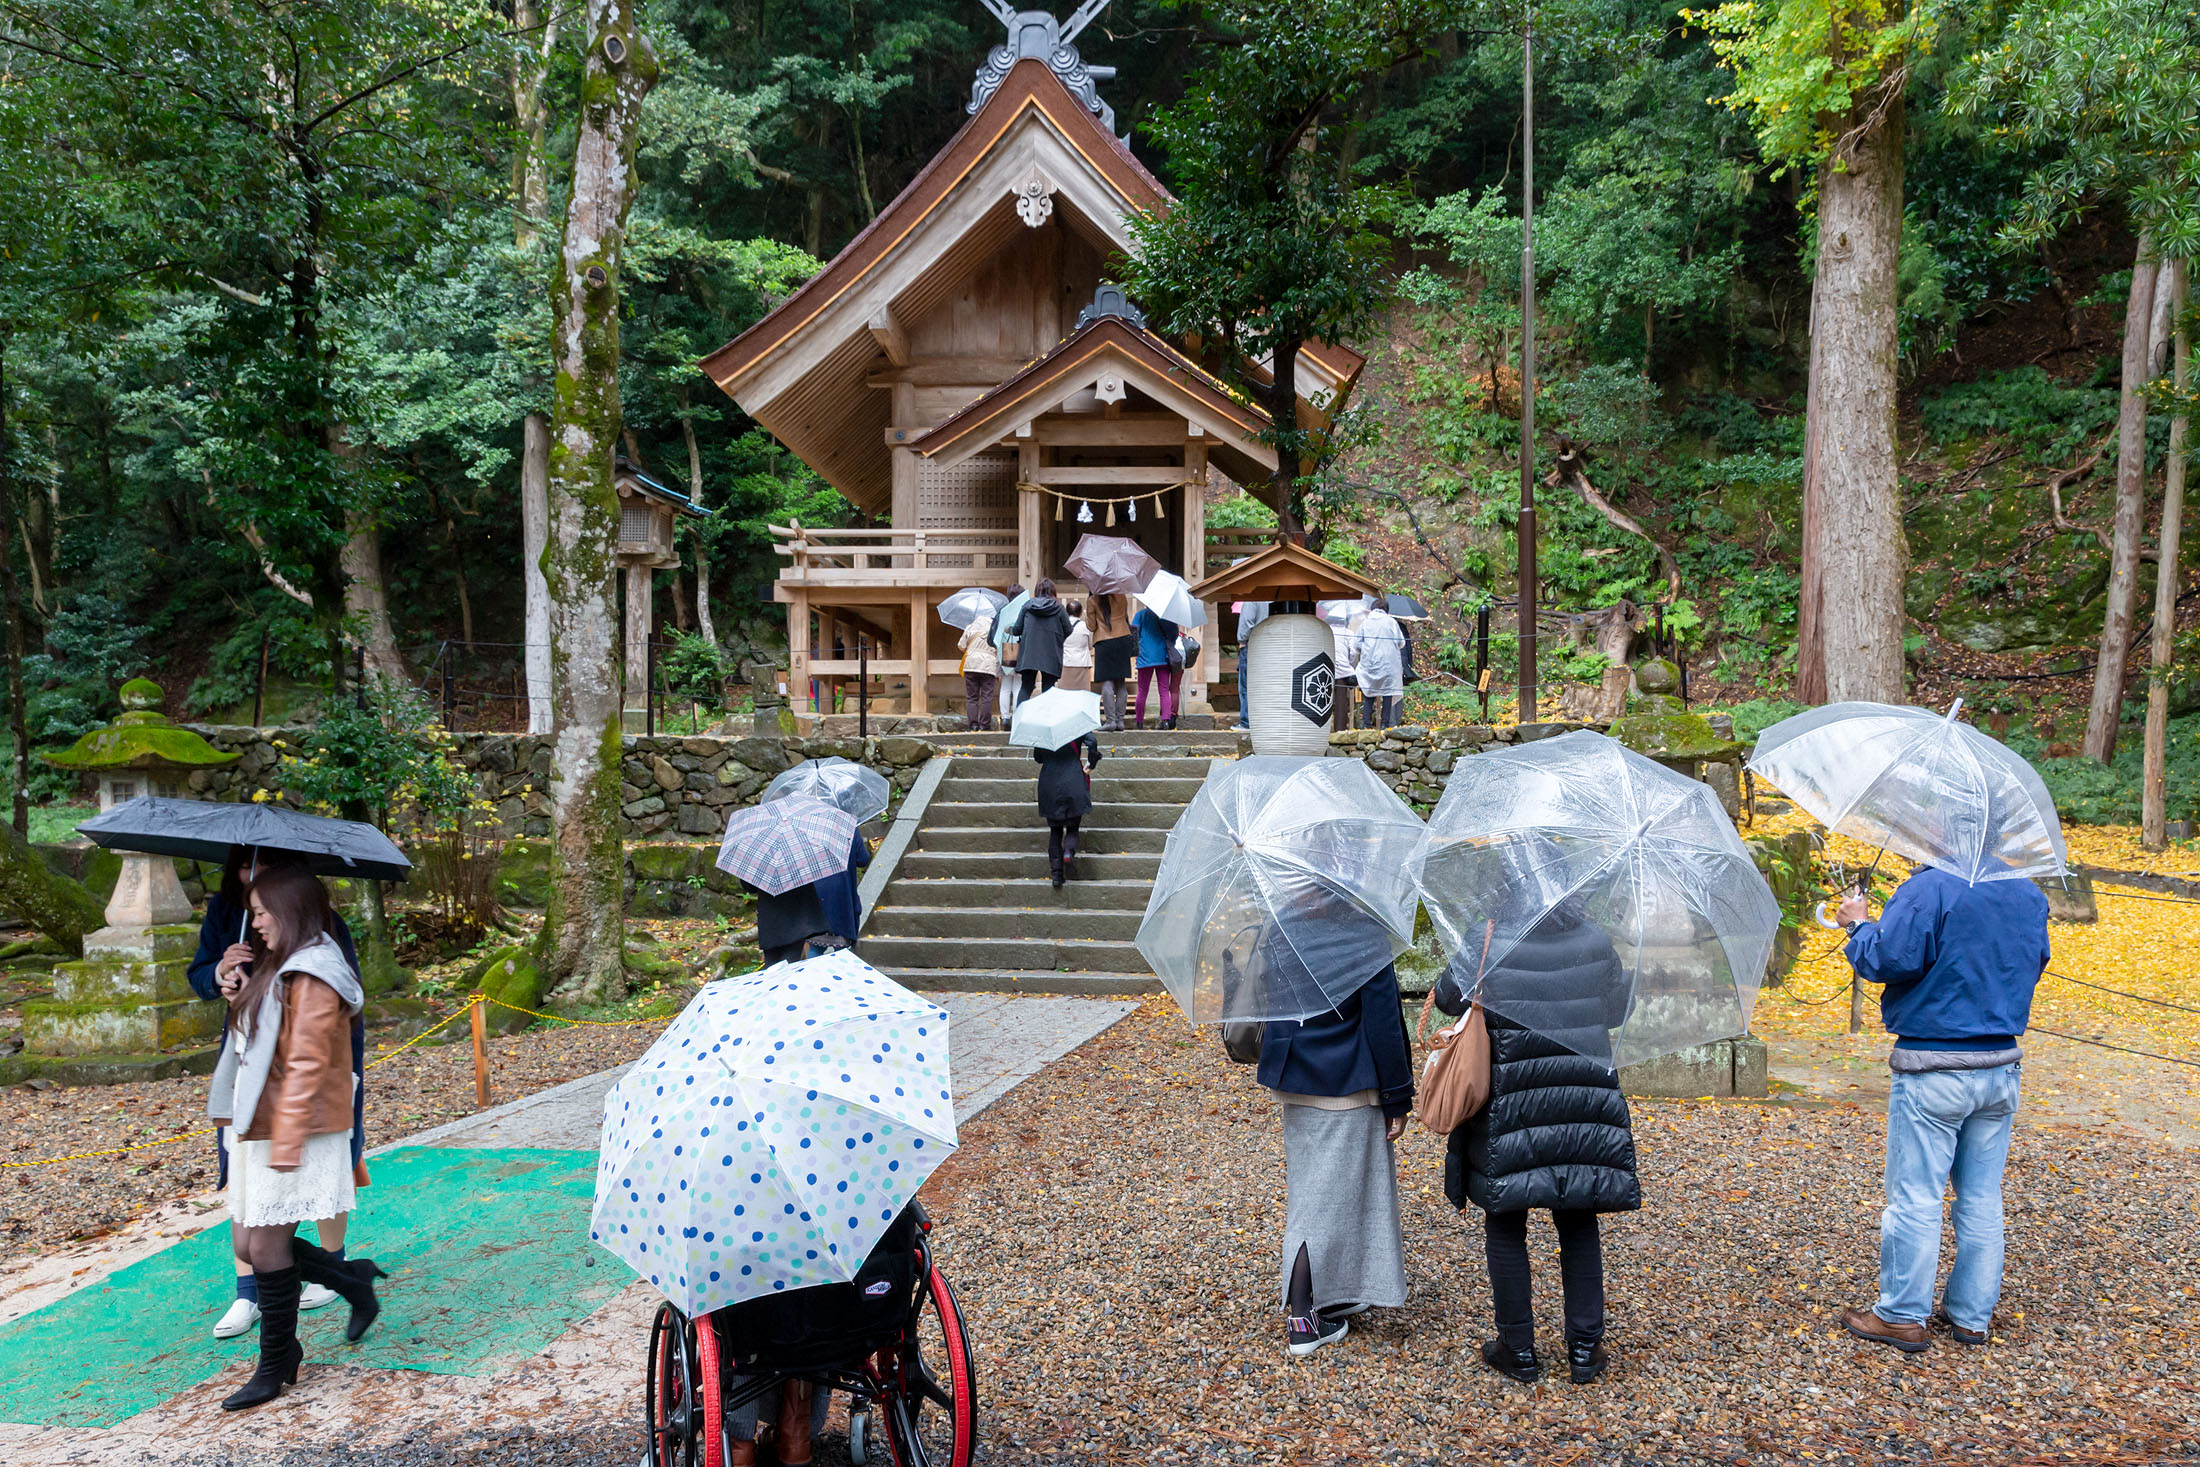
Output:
[{"xmin": 1, "ymin": 0, "xmax": 2196, "ymax": 835}]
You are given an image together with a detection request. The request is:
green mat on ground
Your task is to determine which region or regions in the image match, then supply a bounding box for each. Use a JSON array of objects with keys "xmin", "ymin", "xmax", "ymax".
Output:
[{"xmin": 0, "ymin": 1146, "xmax": 628, "ymax": 1428}]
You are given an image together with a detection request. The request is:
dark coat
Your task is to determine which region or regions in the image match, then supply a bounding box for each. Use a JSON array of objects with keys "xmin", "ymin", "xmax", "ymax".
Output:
[
  {"xmin": 811, "ymin": 831, "xmax": 872, "ymax": 943},
  {"xmin": 1012, "ymin": 596, "xmax": 1072, "ymax": 677},
  {"xmin": 1256, "ymin": 964, "xmax": 1415, "ymax": 1119},
  {"xmin": 749, "ymin": 881, "xmax": 830, "ymax": 953},
  {"xmin": 1034, "ymin": 733, "xmax": 1101, "ymax": 821},
  {"xmin": 1434, "ymin": 911, "xmax": 1640, "ymax": 1215},
  {"xmin": 1092, "ymin": 633, "xmax": 1135, "ymax": 683}
]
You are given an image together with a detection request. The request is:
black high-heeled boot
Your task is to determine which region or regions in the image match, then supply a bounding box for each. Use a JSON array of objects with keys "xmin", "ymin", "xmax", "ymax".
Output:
[
  {"xmin": 294, "ymin": 1240, "xmax": 388, "ymax": 1342},
  {"xmin": 222, "ymin": 1266, "xmax": 303, "ymax": 1410}
]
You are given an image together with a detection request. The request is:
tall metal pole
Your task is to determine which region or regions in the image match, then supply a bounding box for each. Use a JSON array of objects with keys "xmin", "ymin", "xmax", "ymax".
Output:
[{"xmin": 1516, "ymin": 18, "xmax": 1539, "ymax": 723}]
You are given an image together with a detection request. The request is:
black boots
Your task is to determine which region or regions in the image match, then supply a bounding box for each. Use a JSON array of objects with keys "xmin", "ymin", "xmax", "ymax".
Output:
[
  {"xmin": 1480, "ymin": 1337, "xmax": 1541, "ymax": 1383},
  {"xmin": 293, "ymin": 1240, "xmax": 388, "ymax": 1343},
  {"xmin": 1568, "ymin": 1337, "xmax": 1609, "ymax": 1384},
  {"xmin": 223, "ymin": 1266, "xmax": 303, "ymax": 1410}
]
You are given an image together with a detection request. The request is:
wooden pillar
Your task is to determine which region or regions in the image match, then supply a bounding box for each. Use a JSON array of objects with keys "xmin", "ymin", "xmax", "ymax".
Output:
[
  {"xmin": 1182, "ymin": 449, "xmax": 1213, "ymax": 711},
  {"xmin": 787, "ymin": 589, "xmax": 813, "ymax": 716},
  {"xmin": 892, "ymin": 444, "xmax": 919, "ymax": 569},
  {"xmin": 908, "ymin": 589, "xmax": 932, "ymax": 715},
  {"xmin": 623, "ymin": 561, "xmax": 653, "ymax": 714},
  {"xmin": 1018, "ymin": 442, "xmax": 1043, "ymax": 588}
]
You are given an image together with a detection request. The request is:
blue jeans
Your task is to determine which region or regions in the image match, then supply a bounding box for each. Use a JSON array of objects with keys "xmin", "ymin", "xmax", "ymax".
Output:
[{"xmin": 1877, "ymin": 1062, "xmax": 2020, "ymax": 1330}]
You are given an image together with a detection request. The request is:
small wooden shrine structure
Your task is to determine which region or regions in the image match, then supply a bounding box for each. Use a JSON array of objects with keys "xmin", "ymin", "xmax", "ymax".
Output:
[
  {"xmin": 615, "ymin": 458, "xmax": 708, "ymax": 718},
  {"xmin": 701, "ymin": 7, "xmax": 1362, "ymax": 719}
]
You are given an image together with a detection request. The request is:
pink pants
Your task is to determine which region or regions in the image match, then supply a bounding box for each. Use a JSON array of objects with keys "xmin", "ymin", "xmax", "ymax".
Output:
[{"xmin": 1135, "ymin": 665, "xmax": 1176, "ymax": 724}]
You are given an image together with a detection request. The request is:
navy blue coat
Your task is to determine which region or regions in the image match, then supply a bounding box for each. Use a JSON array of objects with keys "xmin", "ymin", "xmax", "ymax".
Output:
[
  {"xmin": 1256, "ymin": 964, "xmax": 1415, "ymax": 1119},
  {"xmin": 811, "ymin": 832, "xmax": 872, "ymax": 943},
  {"xmin": 1847, "ymin": 866, "xmax": 2049, "ymax": 1051}
]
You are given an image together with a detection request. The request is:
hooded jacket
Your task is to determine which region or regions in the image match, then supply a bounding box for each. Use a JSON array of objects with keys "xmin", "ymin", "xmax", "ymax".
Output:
[
  {"xmin": 1012, "ymin": 595, "xmax": 1072, "ymax": 677},
  {"xmin": 958, "ymin": 613, "xmax": 1000, "ymax": 677},
  {"xmin": 1434, "ymin": 911, "xmax": 1640, "ymax": 1215},
  {"xmin": 207, "ymin": 933, "xmax": 363, "ymax": 1169}
]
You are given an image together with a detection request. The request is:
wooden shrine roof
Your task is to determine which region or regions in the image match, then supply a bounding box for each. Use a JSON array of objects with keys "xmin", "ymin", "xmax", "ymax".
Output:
[{"xmin": 1187, "ymin": 539, "xmax": 1383, "ymax": 603}]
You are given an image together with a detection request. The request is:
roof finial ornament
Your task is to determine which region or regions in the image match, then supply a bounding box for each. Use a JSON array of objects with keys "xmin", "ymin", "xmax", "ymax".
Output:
[{"xmin": 970, "ymin": 1, "xmax": 1118, "ymax": 133}]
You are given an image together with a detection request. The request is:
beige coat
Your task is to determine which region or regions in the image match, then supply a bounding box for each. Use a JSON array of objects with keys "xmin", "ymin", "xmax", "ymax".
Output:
[{"xmin": 960, "ymin": 613, "xmax": 1000, "ymax": 676}]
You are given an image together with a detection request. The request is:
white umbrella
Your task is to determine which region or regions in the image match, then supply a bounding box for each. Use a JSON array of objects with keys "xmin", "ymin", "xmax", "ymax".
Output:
[
  {"xmin": 1137, "ymin": 756, "xmax": 1427, "ymax": 1024},
  {"xmin": 937, "ymin": 587, "xmax": 1008, "ymax": 630},
  {"xmin": 1134, "ymin": 570, "xmax": 1208, "ymax": 627},
  {"xmin": 1417, "ymin": 730, "xmax": 1782, "ymax": 1069},
  {"xmin": 763, "ymin": 757, "xmax": 891, "ymax": 825},
  {"xmin": 591, "ymin": 950, "xmax": 956, "ymax": 1315},
  {"xmin": 1747, "ymin": 699, "xmax": 2065, "ymax": 884},
  {"xmin": 1008, "ymin": 687, "xmax": 1103, "ymax": 750},
  {"xmin": 1316, "ymin": 597, "xmax": 1372, "ymax": 628}
]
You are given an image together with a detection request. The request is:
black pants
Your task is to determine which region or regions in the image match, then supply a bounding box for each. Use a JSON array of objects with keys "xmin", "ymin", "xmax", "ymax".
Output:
[
  {"xmin": 1019, "ymin": 668, "xmax": 1057, "ymax": 701},
  {"xmin": 760, "ymin": 942, "xmax": 809, "ymax": 967},
  {"xmin": 1047, "ymin": 818, "xmax": 1081, "ymax": 872},
  {"xmin": 1485, "ymin": 1208, "xmax": 1604, "ymax": 1351}
]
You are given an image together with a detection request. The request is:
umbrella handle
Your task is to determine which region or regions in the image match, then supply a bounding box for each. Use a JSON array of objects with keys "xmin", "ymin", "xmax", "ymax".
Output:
[{"xmin": 1813, "ymin": 900, "xmax": 1844, "ymax": 931}]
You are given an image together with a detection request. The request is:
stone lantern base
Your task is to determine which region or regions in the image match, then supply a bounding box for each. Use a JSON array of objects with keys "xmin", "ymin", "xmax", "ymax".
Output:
[{"xmin": 16, "ymin": 925, "xmax": 226, "ymax": 1084}]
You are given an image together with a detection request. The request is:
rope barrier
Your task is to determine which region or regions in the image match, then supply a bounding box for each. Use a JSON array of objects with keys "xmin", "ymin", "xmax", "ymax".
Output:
[
  {"xmin": 2030, "ymin": 1025, "xmax": 2200, "ymax": 1068},
  {"xmin": 2043, "ymin": 968, "xmax": 2200, "ymax": 1015}
]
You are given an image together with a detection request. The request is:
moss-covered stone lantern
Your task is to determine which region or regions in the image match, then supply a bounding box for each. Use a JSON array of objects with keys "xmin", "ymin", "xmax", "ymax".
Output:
[
  {"xmin": 26, "ymin": 681, "xmax": 239, "ymax": 1080},
  {"xmin": 1607, "ymin": 660, "xmax": 1746, "ymax": 819}
]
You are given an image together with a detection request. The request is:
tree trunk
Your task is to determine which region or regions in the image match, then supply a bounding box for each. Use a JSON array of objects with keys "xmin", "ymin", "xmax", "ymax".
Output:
[
  {"xmin": 682, "ymin": 403, "xmax": 716, "ymax": 645},
  {"xmin": 2083, "ymin": 237, "xmax": 2162, "ymax": 761},
  {"xmin": 0, "ymin": 820, "xmax": 105, "ymax": 957},
  {"xmin": 340, "ymin": 511, "xmax": 408, "ymax": 684},
  {"xmin": 522, "ymin": 413, "xmax": 553, "ymax": 734},
  {"xmin": 511, "ymin": 0, "xmax": 557, "ymax": 249},
  {"xmin": 1269, "ymin": 335, "xmax": 1305, "ymax": 535},
  {"xmin": 1794, "ymin": 90, "xmax": 1907, "ymax": 705},
  {"xmin": 2143, "ymin": 259, "xmax": 2189, "ymax": 849},
  {"xmin": 0, "ymin": 330, "xmax": 29, "ymax": 837},
  {"xmin": 445, "ymin": 514, "xmax": 475, "ymax": 646},
  {"xmin": 536, "ymin": 0, "xmax": 656, "ymax": 1006}
]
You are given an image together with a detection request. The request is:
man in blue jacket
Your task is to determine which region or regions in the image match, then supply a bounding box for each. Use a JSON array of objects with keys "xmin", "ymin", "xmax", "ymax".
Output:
[{"xmin": 1835, "ymin": 865, "xmax": 2049, "ymax": 1353}]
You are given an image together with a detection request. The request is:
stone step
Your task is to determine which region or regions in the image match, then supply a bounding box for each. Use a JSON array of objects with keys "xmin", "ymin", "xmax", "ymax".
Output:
[
  {"xmin": 911, "ymin": 825, "xmax": 1167, "ymax": 855},
  {"xmin": 881, "ymin": 876, "xmax": 1152, "ymax": 911},
  {"xmin": 908, "ymin": 801, "xmax": 1185, "ymax": 830},
  {"xmin": 880, "ymin": 968, "xmax": 1163, "ymax": 997},
  {"xmin": 865, "ymin": 905, "xmax": 1143, "ymax": 941},
  {"xmin": 933, "ymin": 775, "xmax": 1208, "ymax": 805},
  {"xmin": 895, "ymin": 849, "xmax": 1162, "ymax": 883},
  {"xmin": 945, "ymin": 755, "xmax": 1216, "ymax": 780},
  {"xmin": 933, "ymin": 731, "xmax": 1245, "ymax": 754},
  {"xmin": 859, "ymin": 933, "xmax": 1150, "ymax": 973}
]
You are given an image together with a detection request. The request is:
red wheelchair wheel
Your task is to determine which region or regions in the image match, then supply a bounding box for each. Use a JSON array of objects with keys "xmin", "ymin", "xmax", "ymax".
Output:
[
  {"xmin": 695, "ymin": 1312, "xmax": 728, "ymax": 1467},
  {"xmin": 646, "ymin": 1303, "xmax": 702, "ymax": 1467},
  {"xmin": 881, "ymin": 1264, "xmax": 976, "ymax": 1467}
]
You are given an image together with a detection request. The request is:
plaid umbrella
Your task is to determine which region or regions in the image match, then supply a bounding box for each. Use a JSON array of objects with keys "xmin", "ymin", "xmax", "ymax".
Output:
[{"xmin": 715, "ymin": 794, "xmax": 859, "ymax": 895}]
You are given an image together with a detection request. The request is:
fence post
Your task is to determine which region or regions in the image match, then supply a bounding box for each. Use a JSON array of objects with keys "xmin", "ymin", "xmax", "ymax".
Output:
[
  {"xmin": 252, "ymin": 630, "xmax": 270, "ymax": 728},
  {"xmin": 1475, "ymin": 606, "xmax": 1491, "ymax": 722},
  {"xmin": 858, "ymin": 635, "xmax": 868, "ymax": 739},
  {"xmin": 469, "ymin": 994, "xmax": 490, "ymax": 1108},
  {"xmin": 441, "ymin": 644, "xmax": 456, "ymax": 730},
  {"xmin": 646, "ymin": 638, "xmax": 657, "ymax": 737}
]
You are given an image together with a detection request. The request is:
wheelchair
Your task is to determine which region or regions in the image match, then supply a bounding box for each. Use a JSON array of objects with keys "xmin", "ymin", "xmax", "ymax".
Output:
[{"xmin": 646, "ymin": 1199, "xmax": 976, "ymax": 1467}]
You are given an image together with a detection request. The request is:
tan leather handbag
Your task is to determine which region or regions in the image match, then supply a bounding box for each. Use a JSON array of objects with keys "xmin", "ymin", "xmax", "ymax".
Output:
[{"xmin": 1415, "ymin": 920, "xmax": 1494, "ymax": 1135}]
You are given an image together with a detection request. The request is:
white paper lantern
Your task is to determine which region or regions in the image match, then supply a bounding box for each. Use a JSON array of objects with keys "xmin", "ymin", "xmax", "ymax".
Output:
[{"xmin": 1245, "ymin": 613, "xmax": 1337, "ymax": 756}]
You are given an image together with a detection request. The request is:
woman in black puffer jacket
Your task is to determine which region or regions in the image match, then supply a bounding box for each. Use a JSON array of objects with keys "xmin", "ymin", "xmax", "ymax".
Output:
[{"xmin": 1433, "ymin": 903, "xmax": 1639, "ymax": 1386}]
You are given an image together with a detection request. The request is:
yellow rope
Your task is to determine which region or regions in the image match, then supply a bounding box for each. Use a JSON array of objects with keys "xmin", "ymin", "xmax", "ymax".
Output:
[{"xmin": 475, "ymin": 995, "xmax": 652, "ymax": 1028}]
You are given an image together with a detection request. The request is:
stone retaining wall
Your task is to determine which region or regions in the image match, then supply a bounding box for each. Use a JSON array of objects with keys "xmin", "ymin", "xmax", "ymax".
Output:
[{"xmin": 176, "ymin": 726, "xmax": 939, "ymax": 840}]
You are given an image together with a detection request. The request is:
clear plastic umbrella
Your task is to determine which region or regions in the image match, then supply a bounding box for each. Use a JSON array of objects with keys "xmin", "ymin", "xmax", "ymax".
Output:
[
  {"xmin": 936, "ymin": 587, "xmax": 1008, "ymax": 630},
  {"xmin": 1008, "ymin": 687, "xmax": 1102, "ymax": 750},
  {"xmin": 763, "ymin": 757, "xmax": 891, "ymax": 825},
  {"xmin": 1065, "ymin": 534, "xmax": 1164, "ymax": 595},
  {"xmin": 1133, "ymin": 570, "xmax": 1208, "ymax": 627},
  {"xmin": 1417, "ymin": 730, "xmax": 1782, "ymax": 1069},
  {"xmin": 1747, "ymin": 700, "xmax": 2065, "ymax": 884},
  {"xmin": 591, "ymin": 949, "xmax": 956, "ymax": 1315},
  {"xmin": 1137, "ymin": 756, "xmax": 1428, "ymax": 1024}
]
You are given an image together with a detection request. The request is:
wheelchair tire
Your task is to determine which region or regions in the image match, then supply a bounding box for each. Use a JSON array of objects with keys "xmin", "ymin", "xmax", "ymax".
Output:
[
  {"xmin": 696, "ymin": 1310, "xmax": 728, "ymax": 1467},
  {"xmin": 882, "ymin": 1263, "xmax": 976, "ymax": 1467},
  {"xmin": 849, "ymin": 1406, "xmax": 873, "ymax": 1466},
  {"xmin": 646, "ymin": 1303, "xmax": 702, "ymax": 1467}
]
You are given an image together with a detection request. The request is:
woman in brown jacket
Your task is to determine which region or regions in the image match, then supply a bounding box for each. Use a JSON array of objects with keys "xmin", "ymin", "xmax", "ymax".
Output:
[{"xmin": 205, "ymin": 865, "xmax": 388, "ymax": 1409}]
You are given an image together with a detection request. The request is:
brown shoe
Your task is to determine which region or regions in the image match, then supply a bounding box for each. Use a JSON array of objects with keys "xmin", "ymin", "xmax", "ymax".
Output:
[
  {"xmin": 774, "ymin": 1380, "xmax": 814, "ymax": 1466},
  {"xmin": 1933, "ymin": 1307, "xmax": 1994, "ymax": 1345},
  {"xmin": 727, "ymin": 1440, "xmax": 757, "ymax": 1467},
  {"xmin": 1841, "ymin": 1306, "xmax": 1930, "ymax": 1353}
]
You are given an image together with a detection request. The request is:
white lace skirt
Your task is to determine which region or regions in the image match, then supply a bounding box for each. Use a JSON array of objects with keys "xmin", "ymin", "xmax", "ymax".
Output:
[{"xmin": 228, "ymin": 1129, "xmax": 355, "ymax": 1228}]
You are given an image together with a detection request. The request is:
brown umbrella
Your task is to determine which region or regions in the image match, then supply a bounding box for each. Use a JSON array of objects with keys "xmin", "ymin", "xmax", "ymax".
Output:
[{"xmin": 1065, "ymin": 534, "xmax": 1163, "ymax": 595}]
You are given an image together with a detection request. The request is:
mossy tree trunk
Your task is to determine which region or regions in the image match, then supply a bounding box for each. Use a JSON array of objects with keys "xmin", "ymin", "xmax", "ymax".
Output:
[
  {"xmin": 0, "ymin": 820, "xmax": 104, "ymax": 958},
  {"xmin": 515, "ymin": 0, "xmax": 558, "ymax": 737},
  {"xmin": 2083, "ymin": 242, "xmax": 2164, "ymax": 761},
  {"xmin": 536, "ymin": 0, "xmax": 656, "ymax": 1007}
]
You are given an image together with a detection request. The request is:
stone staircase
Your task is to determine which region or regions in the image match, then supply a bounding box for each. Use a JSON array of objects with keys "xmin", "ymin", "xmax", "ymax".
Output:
[{"xmin": 862, "ymin": 729, "xmax": 1244, "ymax": 994}]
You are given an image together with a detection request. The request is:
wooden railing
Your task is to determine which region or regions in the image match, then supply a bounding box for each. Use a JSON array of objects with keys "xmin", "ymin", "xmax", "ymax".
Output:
[
  {"xmin": 770, "ymin": 522, "xmax": 1019, "ymax": 580},
  {"xmin": 1205, "ymin": 526, "xmax": 1276, "ymax": 571}
]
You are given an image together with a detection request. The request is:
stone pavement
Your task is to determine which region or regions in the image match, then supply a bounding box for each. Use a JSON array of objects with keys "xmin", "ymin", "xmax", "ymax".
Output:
[{"xmin": 0, "ymin": 993, "xmax": 1137, "ymax": 1464}]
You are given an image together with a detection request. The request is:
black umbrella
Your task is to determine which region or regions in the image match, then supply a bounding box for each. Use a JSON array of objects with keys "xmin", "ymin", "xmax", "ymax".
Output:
[
  {"xmin": 1382, "ymin": 593, "xmax": 1432, "ymax": 621},
  {"xmin": 77, "ymin": 796, "xmax": 413, "ymax": 882}
]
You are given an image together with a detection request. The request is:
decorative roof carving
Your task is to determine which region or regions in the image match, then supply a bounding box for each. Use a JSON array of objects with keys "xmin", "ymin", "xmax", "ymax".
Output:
[
  {"xmin": 1074, "ymin": 282, "xmax": 1145, "ymax": 330},
  {"xmin": 971, "ymin": 2, "xmax": 1117, "ymax": 133}
]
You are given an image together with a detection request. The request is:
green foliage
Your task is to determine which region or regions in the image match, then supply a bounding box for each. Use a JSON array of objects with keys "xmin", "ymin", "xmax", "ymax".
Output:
[
  {"xmin": 1207, "ymin": 492, "xmax": 1280, "ymax": 530},
  {"xmin": 1549, "ymin": 643, "xmax": 1613, "ymax": 683},
  {"xmin": 11, "ymin": 595, "xmax": 148, "ymax": 758},
  {"xmin": 1548, "ymin": 363, "xmax": 1671, "ymax": 459},
  {"xmin": 1917, "ymin": 367, "xmax": 2119, "ymax": 460},
  {"xmin": 277, "ymin": 684, "xmax": 474, "ymax": 828},
  {"xmin": 184, "ymin": 605, "xmax": 331, "ymax": 717},
  {"xmin": 1692, "ymin": 0, "xmax": 1931, "ymax": 174},
  {"xmin": 659, "ymin": 630, "xmax": 728, "ymax": 703},
  {"xmin": 2007, "ymin": 714, "xmax": 2200, "ymax": 824},
  {"xmin": 1720, "ymin": 696, "xmax": 1811, "ymax": 744}
]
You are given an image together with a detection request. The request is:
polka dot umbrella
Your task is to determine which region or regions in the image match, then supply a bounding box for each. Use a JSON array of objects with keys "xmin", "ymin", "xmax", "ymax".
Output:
[{"xmin": 590, "ymin": 949, "xmax": 956, "ymax": 1315}]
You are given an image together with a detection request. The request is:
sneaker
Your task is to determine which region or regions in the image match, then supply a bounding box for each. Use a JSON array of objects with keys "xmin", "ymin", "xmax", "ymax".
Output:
[
  {"xmin": 1322, "ymin": 1302, "xmax": 1372, "ymax": 1320},
  {"xmin": 1287, "ymin": 1312, "xmax": 1348, "ymax": 1357},
  {"xmin": 213, "ymin": 1297, "xmax": 261, "ymax": 1339},
  {"xmin": 299, "ymin": 1281, "xmax": 340, "ymax": 1311}
]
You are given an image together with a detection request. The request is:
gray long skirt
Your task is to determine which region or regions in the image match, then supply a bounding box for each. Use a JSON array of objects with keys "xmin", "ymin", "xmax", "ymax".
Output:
[{"xmin": 1277, "ymin": 1102, "xmax": 1408, "ymax": 1313}]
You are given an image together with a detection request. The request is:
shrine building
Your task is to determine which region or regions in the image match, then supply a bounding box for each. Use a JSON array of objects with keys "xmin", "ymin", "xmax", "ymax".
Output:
[{"xmin": 700, "ymin": 8, "xmax": 1362, "ymax": 721}]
